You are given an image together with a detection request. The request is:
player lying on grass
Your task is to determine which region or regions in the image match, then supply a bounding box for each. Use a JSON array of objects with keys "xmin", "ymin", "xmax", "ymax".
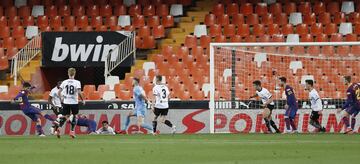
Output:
[
  {"xmin": 337, "ymin": 76, "xmax": 360, "ymax": 134},
  {"xmin": 96, "ymin": 121, "xmax": 116, "ymax": 135},
  {"xmin": 250, "ymin": 80, "xmax": 280, "ymax": 133},
  {"xmin": 51, "ymin": 114, "xmax": 97, "ymax": 135},
  {"xmin": 13, "ymin": 82, "xmax": 58, "ymax": 136},
  {"xmin": 120, "ymin": 78, "xmax": 154, "ymax": 135},
  {"xmin": 279, "ymin": 77, "xmax": 298, "ymax": 134},
  {"xmin": 152, "ymin": 75, "xmax": 176, "ymax": 134},
  {"xmin": 305, "ymin": 80, "xmax": 326, "ymax": 133}
]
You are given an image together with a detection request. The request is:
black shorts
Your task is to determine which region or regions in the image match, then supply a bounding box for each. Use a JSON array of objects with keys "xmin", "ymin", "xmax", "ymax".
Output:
[
  {"xmin": 266, "ymin": 104, "xmax": 275, "ymax": 111},
  {"xmin": 51, "ymin": 106, "xmax": 63, "ymax": 115},
  {"xmin": 154, "ymin": 108, "xmax": 169, "ymax": 116},
  {"xmin": 62, "ymin": 104, "xmax": 79, "ymax": 115},
  {"xmin": 310, "ymin": 111, "xmax": 320, "ymax": 120}
]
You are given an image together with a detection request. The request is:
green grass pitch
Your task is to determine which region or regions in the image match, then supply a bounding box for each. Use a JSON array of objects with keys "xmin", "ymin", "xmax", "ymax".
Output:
[{"xmin": 0, "ymin": 134, "xmax": 359, "ymax": 164}]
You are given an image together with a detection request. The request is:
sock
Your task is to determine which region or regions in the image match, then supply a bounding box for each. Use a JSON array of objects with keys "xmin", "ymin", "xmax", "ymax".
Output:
[
  {"xmin": 342, "ymin": 117, "xmax": 350, "ymax": 128},
  {"xmin": 44, "ymin": 114, "xmax": 55, "ymax": 121},
  {"xmin": 285, "ymin": 118, "xmax": 291, "ymax": 131},
  {"xmin": 140, "ymin": 123, "xmax": 153, "ymax": 132},
  {"xmin": 351, "ymin": 118, "xmax": 356, "ymax": 130},
  {"xmin": 122, "ymin": 116, "xmax": 130, "ymax": 131},
  {"xmin": 164, "ymin": 120, "xmax": 173, "ymax": 128},
  {"xmin": 36, "ymin": 125, "xmax": 44, "ymax": 135},
  {"xmin": 59, "ymin": 117, "xmax": 66, "ymax": 127},
  {"xmin": 270, "ymin": 120, "xmax": 280, "ymax": 132},
  {"xmin": 290, "ymin": 119, "xmax": 297, "ymax": 130},
  {"xmin": 264, "ymin": 118, "xmax": 272, "ymax": 132},
  {"xmin": 70, "ymin": 117, "xmax": 77, "ymax": 131},
  {"xmin": 310, "ymin": 119, "xmax": 321, "ymax": 129},
  {"xmin": 152, "ymin": 121, "xmax": 157, "ymax": 133}
]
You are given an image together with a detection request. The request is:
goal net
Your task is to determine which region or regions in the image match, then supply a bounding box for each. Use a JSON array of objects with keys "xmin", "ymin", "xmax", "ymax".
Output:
[{"xmin": 209, "ymin": 42, "xmax": 360, "ymax": 134}]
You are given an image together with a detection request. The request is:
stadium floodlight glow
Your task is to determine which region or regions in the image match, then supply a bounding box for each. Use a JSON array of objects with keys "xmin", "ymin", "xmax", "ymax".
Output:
[{"xmin": 209, "ymin": 42, "xmax": 360, "ymax": 134}]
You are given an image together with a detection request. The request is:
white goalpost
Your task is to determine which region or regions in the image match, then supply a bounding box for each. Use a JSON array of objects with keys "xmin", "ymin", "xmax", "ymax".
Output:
[{"xmin": 209, "ymin": 42, "xmax": 360, "ymax": 134}]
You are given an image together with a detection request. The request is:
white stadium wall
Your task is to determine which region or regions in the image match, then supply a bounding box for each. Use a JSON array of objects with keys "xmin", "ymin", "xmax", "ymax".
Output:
[{"xmin": 0, "ymin": 109, "xmax": 358, "ymax": 135}]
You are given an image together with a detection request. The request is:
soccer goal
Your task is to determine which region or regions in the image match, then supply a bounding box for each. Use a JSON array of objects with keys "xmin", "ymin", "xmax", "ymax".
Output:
[{"xmin": 209, "ymin": 42, "xmax": 360, "ymax": 134}]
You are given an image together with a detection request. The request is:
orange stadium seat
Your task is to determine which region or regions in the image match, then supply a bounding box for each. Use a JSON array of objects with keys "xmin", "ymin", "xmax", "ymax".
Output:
[
  {"xmin": 6, "ymin": 47, "xmax": 18, "ymax": 59},
  {"xmin": 227, "ymin": 3, "xmax": 239, "ymax": 16},
  {"xmin": 284, "ymin": 2, "xmax": 296, "ymax": 15},
  {"xmin": 138, "ymin": 26, "xmax": 151, "ymax": 37},
  {"xmin": 142, "ymin": 36, "xmax": 156, "ymax": 49},
  {"xmin": 87, "ymin": 5, "xmax": 100, "ymax": 17},
  {"xmin": 0, "ymin": 56, "xmax": 9, "ymax": 70},
  {"xmin": 129, "ymin": 4, "xmax": 142, "ymax": 16},
  {"xmin": 209, "ymin": 24, "xmax": 221, "ymax": 37},
  {"xmin": 205, "ymin": 14, "xmax": 216, "ymax": 26},
  {"xmin": 281, "ymin": 24, "xmax": 294, "ymax": 35},
  {"xmin": 349, "ymin": 12, "xmax": 360, "ymax": 24},
  {"xmin": 63, "ymin": 16, "xmax": 75, "ymax": 29},
  {"xmin": 5, "ymin": 6, "xmax": 17, "ymax": 18},
  {"xmin": 253, "ymin": 24, "xmax": 265, "ymax": 36},
  {"xmin": 156, "ymin": 4, "xmax": 169, "ymax": 16},
  {"xmin": 315, "ymin": 33, "xmax": 328, "ymax": 42},
  {"xmin": 319, "ymin": 12, "xmax": 331, "ymax": 25},
  {"xmin": 327, "ymin": 2, "xmax": 340, "ymax": 15},
  {"xmin": 152, "ymin": 25, "xmax": 165, "ymax": 38},
  {"xmin": 200, "ymin": 35, "xmax": 211, "ymax": 48},
  {"xmin": 255, "ymin": 3, "xmax": 268, "ymax": 16},
  {"xmin": 310, "ymin": 23, "xmax": 323, "ymax": 35},
  {"xmin": 244, "ymin": 35, "xmax": 256, "ymax": 42},
  {"xmin": 15, "ymin": 37, "xmax": 28, "ymax": 48},
  {"xmin": 330, "ymin": 33, "xmax": 342, "ymax": 42},
  {"xmin": 274, "ymin": 13, "xmax": 288, "ymax": 26},
  {"xmin": 148, "ymin": 15, "xmax": 160, "ymax": 27},
  {"xmin": 76, "ymin": 16, "xmax": 89, "ymax": 28},
  {"xmin": 97, "ymin": 85, "xmax": 109, "ymax": 97},
  {"xmin": 100, "ymin": 5, "xmax": 113, "ymax": 17},
  {"xmin": 45, "ymin": 5, "xmax": 57, "ymax": 17},
  {"xmin": 303, "ymin": 13, "xmax": 316, "ymax": 25},
  {"xmin": 217, "ymin": 14, "xmax": 229, "ymax": 26},
  {"xmin": 88, "ymin": 91, "xmax": 101, "ymax": 100},
  {"xmin": 72, "ymin": 6, "xmax": 85, "ymax": 16},
  {"xmin": 268, "ymin": 24, "xmax": 280, "ymax": 35},
  {"xmin": 271, "ymin": 34, "xmax": 285, "ymax": 42},
  {"xmin": 0, "ymin": 26, "xmax": 10, "ymax": 38},
  {"xmin": 162, "ymin": 15, "xmax": 174, "ymax": 28},
  {"xmin": 240, "ymin": 3, "xmax": 253, "ymax": 16},
  {"xmin": 3, "ymin": 37, "xmax": 15, "ymax": 49},
  {"xmin": 143, "ymin": 5, "xmax": 156, "ymax": 17},
  {"xmin": 237, "ymin": 24, "xmax": 250, "ymax": 37},
  {"xmin": 345, "ymin": 33, "xmax": 357, "ymax": 41},
  {"xmin": 300, "ymin": 34, "xmax": 313, "ymax": 42},
  {"xmin": 133, "ymin": 15, "xmax": 145, "ymax": 28},
  {"xmin": 91, "ymin": 16, "xmax": 103, "ymax": 28},
  {"xmin": 298, "ymin": 2, "xmax": 312, "ymax": 14},
  {"xmin": 314, "ymin": 2, "xmax": 326, "ymax": 15},
  {"xmin": 212, "ymin": 3, "xmax": 224, "ymax": 16},
  {"xmin": 0, "ymin": 16, "xmax": 7, "ymax": 27},
  {"xmin": 11, "ymin": 26, "xmax": 25, "ymax": 39},
  {"xmin": 246, "ymin": 13, "xmax": 259, "ymax": 25},
  {"xmin": 8, "ymin": 16, "xmax": 21, "ymax": 27},
  {"xmin": 114, "ymin": 5, "xmax": 127, "ymax": 16},
  {"xmin": 324, "ymin": 23, "xmax": 338, "ymax": 35},
  {"xmin": 184, "ymin": 35, "xmax": 197, "ymax": 48},
  {"xmin": 214, "ymin": 35, "xmax": 226, "ymax": 42},
  {"xmin": 333, "ymin": 12, "xmax": 346, "ymax": 24},
  {"xmin": 59, "ymin": 5, "xmax": 71, "ymax": 17},
  {"xmin": 96, "ymin": 25, "xmax": 108, "ymax": 31},
  {"xmin": 296, "ymin": 24, "xmax": 309, "ymax": 35},
  {"xmin": 261, "ymin": 13, "xmax": 273, "ymax": 25},
  {"xmin": 269, "ymin": 3, "xmax": 282, "ymax": 15},
  {"xmin": 105, "ymin": 16, "xmax": 118, "ymax": 27},
  {"xmin": 232, "ymin": 13, "xmax": 244, "ymax": 25},
  {"xmin": 224, "ymin": 24, "xmax": 235, "ymax": 37},
  {"xmin": 23, "ymin": 16, "xmax": 35, "ymax": 26},
  {"xmin": 18, "ymin": 6, "xmax": 31, "ymax": 18}
]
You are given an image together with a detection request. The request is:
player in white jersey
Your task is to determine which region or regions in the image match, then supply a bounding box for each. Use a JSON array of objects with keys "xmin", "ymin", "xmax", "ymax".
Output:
[
  {"xmin": 48, "ymin": 81, "xmax": 63, "ymax": 116},
  {"xmin": 56, "ymin": 68, "xmax": 85, "ymax": 138},
  {"xmin": 151, "ymin": 75, "xmax": 176, "ymax": 134},
  {"xmin": 305, "ymin": 80, "xmax": 326, "ymax": 133},
  {"xmin": 250, "ymin": 80, "xmax": 280, "ymax": 133}
]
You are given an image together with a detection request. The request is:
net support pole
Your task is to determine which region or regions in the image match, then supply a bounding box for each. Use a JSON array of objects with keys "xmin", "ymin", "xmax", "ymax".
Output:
[
  {"xmin": 231, "ymin": 48, "xmax": 236, "ymax": 109},
  {"xmin": 209, "ymin": 44, "xmax": 215, "ymax": 134}
]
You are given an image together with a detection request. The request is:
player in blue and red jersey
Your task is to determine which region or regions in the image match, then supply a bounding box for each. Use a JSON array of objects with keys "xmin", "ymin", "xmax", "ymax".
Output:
[
  {"xmin": 76, "ymin": 114, "xmax": 97, "ymax": 134},
  {"xmin": 13, "ymin": 82, "xmax": 58, "ymax": 136},
  {"xmin": 279, "ymin": 77, "xmax": 298, "ymax": 133},
  {"xmin": 337, "ymin": 76, "xmax": 360, "ymax": 134}
]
